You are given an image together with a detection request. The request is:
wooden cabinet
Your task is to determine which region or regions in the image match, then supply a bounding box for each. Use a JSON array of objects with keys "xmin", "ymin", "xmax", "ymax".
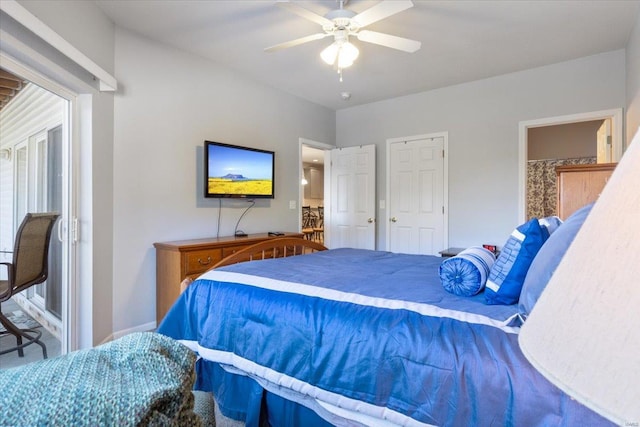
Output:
[
  {"xmin": 154, "ymin": 232, "xmax": 303, "ymax": 324},
  {"xmin": 556, "ymin": 163, "xmax": 616, "ymax": 220}
]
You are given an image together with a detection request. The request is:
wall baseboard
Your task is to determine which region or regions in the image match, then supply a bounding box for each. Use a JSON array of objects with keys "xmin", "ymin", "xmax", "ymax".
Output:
[{"xmin": 101, "ymin": 321, "xmax": 158, "ymax": 345}]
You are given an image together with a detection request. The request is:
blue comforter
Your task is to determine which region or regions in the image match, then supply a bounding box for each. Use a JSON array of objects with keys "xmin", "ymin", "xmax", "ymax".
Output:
[{"xmin": 159, "ymin": 248, "xmax": 610, "ymax": 427}]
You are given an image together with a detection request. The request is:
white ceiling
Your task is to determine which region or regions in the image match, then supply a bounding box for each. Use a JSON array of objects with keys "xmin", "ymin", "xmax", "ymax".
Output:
[
  {"xmin": 95, "ymin": 0, "xmax": 640, "ymax": 111},
  {"xmin": 302, "ymin": 145, "xmax": 326, "ymax": 165}
]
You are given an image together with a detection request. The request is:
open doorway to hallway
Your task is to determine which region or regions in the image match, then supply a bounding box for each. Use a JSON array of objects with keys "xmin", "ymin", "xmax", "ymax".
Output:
[{"xmin": 301, "ymin": 144, "xmax": 326, "ymax": 244}]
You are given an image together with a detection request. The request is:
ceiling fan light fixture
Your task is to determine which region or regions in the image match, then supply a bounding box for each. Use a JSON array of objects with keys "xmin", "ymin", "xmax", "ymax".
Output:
[
  {"xmin": 320, "ymin": 42, "xmax": 339, "ymax": 65},
  {"xmin": 270, "ymin": 0, "xmax": 420, "ymax": 81},
  {"xmin": 338, "ymin": 41, "xmax": 359, "ymax": 68},
  {"xmin": 320, "ymin": 40, "xmax": 359, "ymax": 69}
]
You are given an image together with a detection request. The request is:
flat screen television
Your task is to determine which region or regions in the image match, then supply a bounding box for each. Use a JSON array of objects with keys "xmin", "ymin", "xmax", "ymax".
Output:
[{"xmin": 204, "ymin": 140, "xmax": 275, "ymax": 199}]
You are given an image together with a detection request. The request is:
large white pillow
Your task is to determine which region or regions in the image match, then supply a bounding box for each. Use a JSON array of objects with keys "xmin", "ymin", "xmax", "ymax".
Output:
[{"xmin": 518, "ymin": 204, "xmax": 593, "ymax": 319}]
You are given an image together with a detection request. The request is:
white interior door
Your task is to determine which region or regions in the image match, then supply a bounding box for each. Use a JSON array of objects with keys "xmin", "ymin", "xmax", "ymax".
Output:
[
  {"xmin": 328, "ymin": 145, "xmax": 376, "ymax": 249},
  {"xmin": 388, "ymin": 136, "xmax": 445, "ymax": 255}
]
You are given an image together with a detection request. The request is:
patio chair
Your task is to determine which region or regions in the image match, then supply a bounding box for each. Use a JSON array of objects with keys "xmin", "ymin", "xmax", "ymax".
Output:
[{"xmin": 0, "ymin": 212, "xmax": 60, "ymax": 359}]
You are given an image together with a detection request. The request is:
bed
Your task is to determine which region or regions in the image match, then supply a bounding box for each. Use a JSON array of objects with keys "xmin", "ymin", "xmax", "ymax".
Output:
[{"xmin": 158, "ymin": 235, "xmax": 611, "ymax": 427}]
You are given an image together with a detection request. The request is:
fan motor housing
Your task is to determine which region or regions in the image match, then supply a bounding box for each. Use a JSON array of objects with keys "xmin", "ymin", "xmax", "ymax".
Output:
[{"xmin": 324, "ymin": 9, "xmax": 357, "ymax": 31}]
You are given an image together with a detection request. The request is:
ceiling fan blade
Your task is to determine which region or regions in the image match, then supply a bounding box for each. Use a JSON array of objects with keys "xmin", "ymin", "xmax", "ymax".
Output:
[
  {"xmin": 352, "ymin": 0, "xmax": 414, "ymax": 28},
  {"xmin": 357, "ymin": 30, "xmax": 421, "ymax": 53},
  {"xmin": 276, "ymin": 1, "xmax": 334, "ymax": 27},
  {"xmin": 264, "ymin": 33, "xmax": 330, "ymax": 52}
]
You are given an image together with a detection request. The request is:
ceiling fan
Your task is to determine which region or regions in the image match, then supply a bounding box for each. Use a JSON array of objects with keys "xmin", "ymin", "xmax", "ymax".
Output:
[{"xmin": 265, "ymin": 0, "xmax": 421, "ymax": 80}]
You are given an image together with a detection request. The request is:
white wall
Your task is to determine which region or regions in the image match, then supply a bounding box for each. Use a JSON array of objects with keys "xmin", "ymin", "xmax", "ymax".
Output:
[
  {"xmin": 627, "ymin": 9, "xmax": 640, "ymax": 143},
  {"xmin": 112, "ymin": 28, "xmax": 335, "ymax": 334},
  {"xmin": 336, "ymin": 50, "xmax": 627, "ymax": 250},
  {"xmin": 15, "ymin": 0, "xmax": 115, "ymax": 75}
]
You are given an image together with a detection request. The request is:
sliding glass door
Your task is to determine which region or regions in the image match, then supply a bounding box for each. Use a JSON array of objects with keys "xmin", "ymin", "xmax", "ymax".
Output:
[
  {"xmin": 45, "ymin": 126, "xmax": 63, "ymax": 319},
  {"xmin": 29, "ymin": 126, "xmax": 63, "ymax": 320},
  {"xmin": 1, "ymin": 67, "xmax": 74, "ymax": 356}
]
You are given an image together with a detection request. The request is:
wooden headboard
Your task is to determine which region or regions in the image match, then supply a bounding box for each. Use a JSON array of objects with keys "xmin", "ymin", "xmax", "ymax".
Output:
[
  {"xmin": 179, "ymin": 238, "xmax": 327, "ymax": 292},
  {"xmin": 210, "ymin": 237, "xmax": 327, "ymax": 269}
]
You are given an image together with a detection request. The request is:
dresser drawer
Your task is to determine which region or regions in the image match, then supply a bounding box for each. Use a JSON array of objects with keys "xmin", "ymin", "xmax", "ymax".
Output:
[
  {"xmin": 222, "ymin": 245, "xmax": 250, "ymax": 257},
  {"xmin": 184, "ymin": 249, "xmax": 222, "ymax": 275}
]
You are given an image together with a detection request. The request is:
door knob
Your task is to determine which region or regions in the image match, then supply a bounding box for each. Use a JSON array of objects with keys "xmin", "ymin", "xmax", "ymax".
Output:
[
  {"xmin": 390, "ymin": 217, "xmax": 397, "ymax": 223},
  {"xmin": 367, "ymin": 218, "xmax": 375, "ymax": 223}
]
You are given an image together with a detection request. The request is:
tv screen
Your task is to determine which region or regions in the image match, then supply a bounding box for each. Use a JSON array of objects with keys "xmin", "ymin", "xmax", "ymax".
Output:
[{"xmin": 204, "ymin": 141, "xmax": 275, "ymax": 199}]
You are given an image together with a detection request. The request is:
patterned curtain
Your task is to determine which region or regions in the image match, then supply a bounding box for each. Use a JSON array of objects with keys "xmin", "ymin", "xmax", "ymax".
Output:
[{"xmin": 526, "ymin": 157, "xmax": 595, "ymax": 220}]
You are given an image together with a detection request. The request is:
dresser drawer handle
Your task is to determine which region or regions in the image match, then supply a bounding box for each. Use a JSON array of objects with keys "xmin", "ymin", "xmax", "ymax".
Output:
[{"xmin": 198, "ymin": 256, "xmax": 212, "ymax": 265}]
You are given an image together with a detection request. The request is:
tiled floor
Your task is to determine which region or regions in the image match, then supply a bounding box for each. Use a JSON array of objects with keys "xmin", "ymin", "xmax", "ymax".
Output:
[{"xmin": 0, "ymin": 299, "xmax": 61, "ymax": 369}]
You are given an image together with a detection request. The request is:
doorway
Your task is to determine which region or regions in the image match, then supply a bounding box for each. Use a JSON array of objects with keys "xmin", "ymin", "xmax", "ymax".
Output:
[
  {"xmin": 526, "ymin": 120, "xmax": 603, "ymax": 220},
  {"xmin": 300, "ymin": 138, "xmax": 332, "ymax": 245},
  {"xmin": 518, "ymin": 108, "xmax": 623, "ymax": 221}
]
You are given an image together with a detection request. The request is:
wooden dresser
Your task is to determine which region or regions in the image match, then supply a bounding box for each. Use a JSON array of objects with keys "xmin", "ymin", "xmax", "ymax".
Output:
[
  {"xmin": 154, "ymin": 232, "xmax": 303, "ymax": 324},
  {"xmin": 556, "ymin": 163, "xmax": 616, "ymax": 220}
]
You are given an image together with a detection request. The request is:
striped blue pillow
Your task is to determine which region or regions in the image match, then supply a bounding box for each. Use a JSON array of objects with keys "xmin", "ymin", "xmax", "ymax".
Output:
[
  {"xmin": 439, "ymin": 247, "xmax": 496, "ymax": 296},
  {"xmin": 485, "ymin": 219, "xmax": 550, "ymax": 305}
]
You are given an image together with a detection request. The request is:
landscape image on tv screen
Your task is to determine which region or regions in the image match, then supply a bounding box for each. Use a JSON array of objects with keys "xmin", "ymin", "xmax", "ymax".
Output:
[{"xmin": 206, "ymin": 142, "xmax": 274, "ymax": 198}]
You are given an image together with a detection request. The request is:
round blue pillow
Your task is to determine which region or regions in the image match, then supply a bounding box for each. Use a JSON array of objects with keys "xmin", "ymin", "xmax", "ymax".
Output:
[{"xmin": 439, "ymin": 247, "xmax": 496, "ymax": 296}]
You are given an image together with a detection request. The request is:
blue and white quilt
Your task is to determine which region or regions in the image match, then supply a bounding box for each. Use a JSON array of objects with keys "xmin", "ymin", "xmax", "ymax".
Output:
[{"xmin": 158, "ymin": 248, "xmax": 610, "ymax": 427}]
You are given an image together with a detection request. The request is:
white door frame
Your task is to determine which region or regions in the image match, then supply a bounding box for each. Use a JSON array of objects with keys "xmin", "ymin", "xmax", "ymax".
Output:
[
  {"xmin": 298, "ymin": 138, "xmax": 334, "ymax": 243},
  {"xmin": 385, "ymin": 132, "xmax": 449, "ymax": 252},
  {"xmin": 518, "ymin": 108, "xmax": 624, "ymax": 222}
]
